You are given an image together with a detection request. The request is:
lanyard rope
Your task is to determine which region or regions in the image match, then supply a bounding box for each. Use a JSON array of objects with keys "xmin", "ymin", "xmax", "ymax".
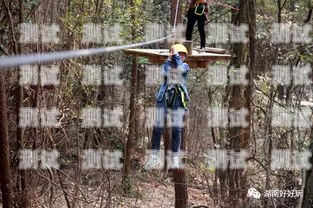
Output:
[{"xmin": 172, "ymin": 0, "xmax": 180, "ymax": 42}]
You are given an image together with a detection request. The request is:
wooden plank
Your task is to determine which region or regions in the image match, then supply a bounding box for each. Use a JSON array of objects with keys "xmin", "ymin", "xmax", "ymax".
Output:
[
  {"xmin": 124, "ymin": 49, "xmax": 231, "ymax": 60},
  {"xmin": 194, "ymin": 47, "xmax": 227, "ymax": 54},
  {"xmin": 196, "ymin": 62, "xmax": 208, "ymax": 68},
  {"xmin": 124, "ymin": 48, "xmax": 231, "ymax": 68}
]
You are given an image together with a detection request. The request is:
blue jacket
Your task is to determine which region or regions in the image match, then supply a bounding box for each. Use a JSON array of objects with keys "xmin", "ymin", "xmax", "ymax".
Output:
[{"xmin": 156, "ymin": 53, "xmax": 190, "ymax": 102}]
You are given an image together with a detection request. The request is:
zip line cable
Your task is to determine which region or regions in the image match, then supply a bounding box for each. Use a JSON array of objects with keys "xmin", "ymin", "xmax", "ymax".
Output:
[
  {"xmin": 0, "ymin": 35, "xmax": 173, "ymax": 69},
  {"xmin": 0, "ymin": 0, "xmax": 183, "ymax": 70}
]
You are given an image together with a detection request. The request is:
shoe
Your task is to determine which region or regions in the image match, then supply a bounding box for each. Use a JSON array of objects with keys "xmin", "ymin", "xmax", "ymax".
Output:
[
  {"xmin": 171, "ymin": 156, "xmax": 180, "ymax": 169},
  {"xmin": 200, "ymin": 47, "xmax": 207, "ymax": 52},
  {"xmin": 145, "ymin": 153, "xmax": 162, "ymax": 170},
  {"xmin": 196, "ymin": 47, "xmax": 206, "ymax": 53}
]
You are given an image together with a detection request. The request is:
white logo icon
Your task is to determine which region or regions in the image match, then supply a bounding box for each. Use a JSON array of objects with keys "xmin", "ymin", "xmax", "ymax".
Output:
[{"xmin": 247, "ymin": 188, "xmax": 261, "ymax": 199}]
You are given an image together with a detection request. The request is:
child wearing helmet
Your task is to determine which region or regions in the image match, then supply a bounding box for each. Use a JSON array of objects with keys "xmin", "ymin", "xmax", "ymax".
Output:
[
  {"xmin": 186, "ymin": 0, "xmax": 209, "ymax": 49},
  {"xmin": 147, "ymin": 44, "xmax": 190, "ymax": 169}
]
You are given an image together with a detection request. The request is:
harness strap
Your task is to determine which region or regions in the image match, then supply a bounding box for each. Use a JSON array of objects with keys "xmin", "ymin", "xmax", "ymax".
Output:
[
  {"xmin": 166, "ymin": 85, "xmax": 187, "ymax": 109},
  {"xmin": 177, "ymin": 86, "xmax": 187, "ymax": 108},
  {"xmin": 195, "ymin": 3, "xmax": 205, "ymax": 15}
]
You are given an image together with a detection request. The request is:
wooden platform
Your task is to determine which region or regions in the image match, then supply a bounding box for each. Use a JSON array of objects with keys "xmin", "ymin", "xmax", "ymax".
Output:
[{"xmin": 124, "ymin": 48, "xmax": 231, "ymax": 68}]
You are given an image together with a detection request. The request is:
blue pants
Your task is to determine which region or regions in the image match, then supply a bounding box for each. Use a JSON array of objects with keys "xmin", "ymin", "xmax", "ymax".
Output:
[{"xmin": 151, "ymin": 91, "xmax": 186, "ymax": 153}]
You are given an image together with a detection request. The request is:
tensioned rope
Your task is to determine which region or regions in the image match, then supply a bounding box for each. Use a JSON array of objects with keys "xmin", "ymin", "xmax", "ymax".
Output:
[
  {"xmin": 0, "ymin": 1, "xmax": 242, "ymax": 70},
  {"xmin": 0, "ymin": 35, "xmax": 173, "ymax": 69},
  {"xmin": 173, "ymin": 0, "xmax": 179, "ymax": 33},
  {"xmin": 0, "ymin": 0, "xmax": 182, "ymax": 70}
]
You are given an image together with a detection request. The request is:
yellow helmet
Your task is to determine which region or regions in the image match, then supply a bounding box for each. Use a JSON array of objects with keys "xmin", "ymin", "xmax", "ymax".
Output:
[{"xmin": 172, "ymin": 44, "xmax": 188, "ymax": 55}]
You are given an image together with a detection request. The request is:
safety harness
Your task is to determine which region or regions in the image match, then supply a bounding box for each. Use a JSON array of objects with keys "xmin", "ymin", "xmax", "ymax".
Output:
[
  {"xmin": 166, "ymin": 85, "xmax": 187, "ymax": 109},
  {"xmin": 195, "ymin": 3, "xmax": 205, "ymax": 15}
]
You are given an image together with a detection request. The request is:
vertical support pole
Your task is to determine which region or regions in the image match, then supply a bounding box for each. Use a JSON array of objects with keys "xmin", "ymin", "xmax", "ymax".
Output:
[
  {"xmin": 173, "ymin": 110, "xmax": 188, "ymax": 208},
  {"xmin": 164, "ymin": 113, "xmax": 172, "ymax": 171}
]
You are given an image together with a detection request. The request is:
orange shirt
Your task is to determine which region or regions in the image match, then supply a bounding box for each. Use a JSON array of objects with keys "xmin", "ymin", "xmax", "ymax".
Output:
[
  {"xmin": 189, "ymin": 0, "xmax": 208, "ymax": 13},
  {"xmin": 190, "ymin": 0, "xmax": 207, "ymax": 9}
]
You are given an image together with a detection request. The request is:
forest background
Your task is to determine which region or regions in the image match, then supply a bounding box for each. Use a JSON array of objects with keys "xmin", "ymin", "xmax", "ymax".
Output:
[{"xmin": 1, "ymin": 0, "xmax": 313, "ymax": 207}]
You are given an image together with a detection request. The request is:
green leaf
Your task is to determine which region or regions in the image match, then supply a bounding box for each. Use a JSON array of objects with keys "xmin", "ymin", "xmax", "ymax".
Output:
[{"xmin": 135, "ymin": 0, "xmax": 142, "ymax": 6}]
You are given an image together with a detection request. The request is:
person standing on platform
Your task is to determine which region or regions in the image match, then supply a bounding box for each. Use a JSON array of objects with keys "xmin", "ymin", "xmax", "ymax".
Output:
[{"xmin": 186, "ymin": 0, "xmax": 209, "ymax": 50}]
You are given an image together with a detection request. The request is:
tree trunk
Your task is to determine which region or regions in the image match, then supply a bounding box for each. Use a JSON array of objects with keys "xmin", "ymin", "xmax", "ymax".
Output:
[
  {"xmin": 17, "ymin": 0, "xmax": 30, "ymax": 206},
  {"xmin": 227, "ymin": 0, "xmax": 255, "ymax": 207},
  {"xmin": 289, "ymin": 0, "xmax": 296, "ymax": 12},
  {"xmin": 122, "ymin": 56, "xmax": 137, "ymax": 192},
  {"xmin": 277, "ymin": 0, "xmax": 282, "ymax": 23},
  {"xmin": 122, "ymin": 0, "xmax": 139, "ymax": 193},
  {"xmin": 301, "ymin": 129, "xmax": 313, "ymax": 208},
  {"xmin": 0, "ymin": 73, "xmax": 14, "ymax": 208},
  {"xmin": 276, "ymin": 0, "xmax": 285, "ymax": 100}
]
